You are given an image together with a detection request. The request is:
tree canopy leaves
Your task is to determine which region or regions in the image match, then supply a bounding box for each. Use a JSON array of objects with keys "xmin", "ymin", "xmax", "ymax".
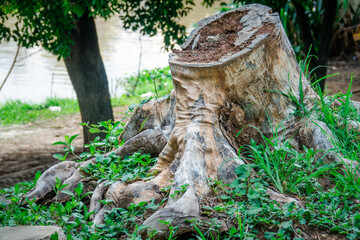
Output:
[{"xmin": 0, "ymin": 0, "xmax": 214, "ymax": 58}]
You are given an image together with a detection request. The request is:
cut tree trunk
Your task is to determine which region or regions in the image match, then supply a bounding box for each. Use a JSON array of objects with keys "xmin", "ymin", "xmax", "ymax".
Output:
[
  {"xmin": 64, "ymin": 10, "xmax": 114, "ymax": 145},
  {"xmin": 23, "ymin": 4, "xmax": 352, "ymax": 238}
]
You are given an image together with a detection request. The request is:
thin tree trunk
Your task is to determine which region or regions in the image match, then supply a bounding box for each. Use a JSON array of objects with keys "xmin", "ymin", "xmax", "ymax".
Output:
[
  {"xmin": 292, "ymin": 1, "xmax": 319, "ymax": 84},
  {"xmin": 293, "ymin": 0, "xmax": 338, "ymax": 91},
  {"xmin": 292, "ymin": 1, "xmax": 315, "ymax": 55},
  {"xmin": 315, "ymin": 0, "xmax": 338, "ymax": 91},
  {"xmin": 64, "ymin": 10, "xmax": 114, "ymax": 145},
  {"xmin": 0, "ymin": 45, "xmax": 20, "ymax": 92}
]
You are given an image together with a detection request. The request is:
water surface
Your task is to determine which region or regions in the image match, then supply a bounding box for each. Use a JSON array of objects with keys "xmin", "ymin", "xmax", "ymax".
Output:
[{"xmin": 0, "ymin": 3, "xmax": 221, "ymax": 103}]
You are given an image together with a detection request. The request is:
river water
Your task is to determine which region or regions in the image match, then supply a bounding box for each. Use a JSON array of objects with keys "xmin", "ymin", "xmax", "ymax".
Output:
[{"xmin": 0, "ymin": 3, "xmax": 221, "ymax": 103}]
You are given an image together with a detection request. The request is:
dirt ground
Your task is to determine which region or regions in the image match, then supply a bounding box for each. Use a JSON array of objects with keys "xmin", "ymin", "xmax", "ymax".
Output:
[
  {"xmin": 0, "ymin": 58, "xmax": 359, "ymax": 188},
  {"xmin": 0, "ymin": 106, "xmax": 128, "ymax": 188},
  {"xmin": 326, "ymin": 57, "xmax": 360, "ymax": 100}
]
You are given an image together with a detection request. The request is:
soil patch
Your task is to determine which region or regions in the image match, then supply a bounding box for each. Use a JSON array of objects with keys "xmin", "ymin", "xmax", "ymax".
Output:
[
  {"xmin": 326, "ymin": 56, "xmax": 360, "ymax": 100},
  {"xmin": 175, "ymin": 10, "xmax": 275, "ymax": 63},
  {"xmin": 0, "ymin": 106, "xmax": 128, "ymax": 188}
]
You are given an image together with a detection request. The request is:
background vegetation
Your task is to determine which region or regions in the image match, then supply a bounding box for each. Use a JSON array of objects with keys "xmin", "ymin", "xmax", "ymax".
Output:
[
  {"xmin": 1, "ymin": 60, "xmax": 359, "ymax": 239},
  {"xmin": 0, "ymin": 67, "xmax": 173, "ymax": 126},
  {"xmin": 1, "ymin": 1, "xmax": 359, "ymax": 239}
]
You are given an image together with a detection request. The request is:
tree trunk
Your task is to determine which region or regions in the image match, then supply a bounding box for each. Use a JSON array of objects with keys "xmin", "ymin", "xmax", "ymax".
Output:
[
  {"xmin": 23, "ymin": 4, "xmax": 354, "ymax": 238},
  {"xmin": 64, "ymin": 10, "xmax": 114, "ymax": 145},
  {"xmin": 314, "ymin": 0, "xmax": 337, "ymax": 91},
  {"xmin": 293, "ymin": 0, "xmax": 338, "ymax": 91}
]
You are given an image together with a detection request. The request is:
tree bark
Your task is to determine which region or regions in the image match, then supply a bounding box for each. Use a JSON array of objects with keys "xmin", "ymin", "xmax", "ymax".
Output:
[
  {"xmin": 293, "ymin": 0, "xmax": 338, "ymax": 91},
  {"xmin": 315, "ymin": 0, "xmax": 338, "ymax": 91},
  {"xmin": 23, "ymin": 4, "xmax": 354, "ymax": 238},
  {"xmin": 64, "ymin": 10, "xmax": 114, "ymax": 145}
]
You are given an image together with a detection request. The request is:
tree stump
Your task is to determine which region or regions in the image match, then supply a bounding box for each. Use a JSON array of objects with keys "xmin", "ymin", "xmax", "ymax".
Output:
[{"xmin": 22, "ymin": 4, "xmax": 351, "ymax": 238}]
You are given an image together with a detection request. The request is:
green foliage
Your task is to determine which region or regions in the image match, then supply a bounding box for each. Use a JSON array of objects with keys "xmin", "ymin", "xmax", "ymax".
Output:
[
  {"xmin": 191, "ymin": 156, "xmax": 360, "ymax": 239},
  {"xmin": 247, "ymin": 137, "xmax": 331, "ymax": 195},
  {"xmin": 0, "ymin": 120, "xmax": 160, "ymax": 239},
  {"xmin": 122, "ymin": 67, "xmax": 173, "ymax": 98},
  {"xmin": 52, "ymin": 134, "xmax": 79, "ymax": 161},
  {"xmin": 195, "ymin": 177, "xmax": 300, "ymax": 239},
  {"xmin": 0, "ymin": 67, "xmax": 174, "ymax": 126},
  {"xmin": 0, "ymin": 0, "xmax": 216, "ymax": 57},
  {"xmin": 83, "ymin": 152, "xmax": 157, "ymax": 185},
  {"xmin": 51, "ymin": 119, "xmax": 126, "ymax": 163},
  {"xmin": 81, "ymin": 119, "xmax": 126, "ymax": 155},
  {"xmin": 0, "ymin": 180, "xmax": 160, "ymax": 239}
]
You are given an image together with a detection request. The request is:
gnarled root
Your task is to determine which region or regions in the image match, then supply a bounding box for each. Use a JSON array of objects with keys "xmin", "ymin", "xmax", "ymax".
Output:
[
  {"xmin": 93, "ymin": 169, "xmax": 173, "ymax": 225},
  {"xmin": 19, "ymin": 4, "xmax": 359, "ymax": 239},
  {"xmin": 22, "ymin": 161, "xmax": 79, "ymax": 204},
  {"xmin": 299, "ymin": 119, "xmax": 359, "ymax": 176},
  {"xmin": 22, "ymin": 117, "xmax": 170, "ymax": 204}
]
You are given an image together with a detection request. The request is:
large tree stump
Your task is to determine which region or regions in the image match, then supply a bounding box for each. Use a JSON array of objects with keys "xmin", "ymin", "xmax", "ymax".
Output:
[{"xmin": 22, "ymin": 4, "xmax": 350, "ymax": 238}]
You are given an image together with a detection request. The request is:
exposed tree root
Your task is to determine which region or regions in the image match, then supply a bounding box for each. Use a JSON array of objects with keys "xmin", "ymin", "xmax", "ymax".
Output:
[
  {"xmin": 21, "ymin": 4, "xmax": 358, "ymax": 238},
  {"xmin": 299, "ymin": 119, "xmax": 359, "ymax": 175},
  {"xmin": 22, "ymin": 161, "xmax": 79, "ymax": 203}
]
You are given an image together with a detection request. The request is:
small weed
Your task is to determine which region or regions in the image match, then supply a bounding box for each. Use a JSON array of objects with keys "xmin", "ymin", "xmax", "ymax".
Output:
[
  {"xmin": 122, "ymin": 67, "xmax": 173, "ymax": 98},
  {"xmin": 83, "ymin": 152, "xmax": 158, "ymax": 185}
]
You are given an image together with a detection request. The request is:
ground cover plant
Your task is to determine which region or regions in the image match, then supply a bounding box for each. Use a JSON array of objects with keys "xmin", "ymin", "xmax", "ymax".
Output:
[
  {"xmin": 1, "ymin": 60, "xmax": 360, "ymax": 240},
  {"xmin": 1, "ymin": 6, "xmax": 360, "ymax": 239},
  {"xmin": 1, "ymin": 86, "xmax": 360, "ymax": 239}
]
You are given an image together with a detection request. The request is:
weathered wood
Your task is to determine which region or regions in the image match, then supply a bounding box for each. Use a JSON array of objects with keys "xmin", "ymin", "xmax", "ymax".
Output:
[
  {"xmin": 22, "ymin": 4, "xmax": 353, "ymax": 238},
  {"xmin": 141, "ymin": 4, "xmax": 313, "ymax": 234}
]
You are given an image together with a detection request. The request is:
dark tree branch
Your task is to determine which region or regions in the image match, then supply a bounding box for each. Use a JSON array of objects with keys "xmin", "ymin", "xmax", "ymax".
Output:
[
  {"xmin": 316, "ymin": 0, "xmax": 338, "ymax": 90},
  {"xmin": 0, "ymin": 45, "xmax": 20, "ymax": 92},
  {"xmin": 292, "ymin": 1, "xmax": 315, "ymax": 55}
]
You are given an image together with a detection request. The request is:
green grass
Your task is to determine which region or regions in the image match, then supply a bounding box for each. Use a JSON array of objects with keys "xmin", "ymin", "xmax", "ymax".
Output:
[
  {"xmin": 1, "ymin": 62, "xmax": 360, "ymax": 239},
  {"xmin": 0, "ymin": 98, "xmax": 79, "ymax": 125},
  {"xmin": 0, "ymin": 119, "xmax": 161, "ymax": 239},
  {"xmin": 0, "ymin": 67, "xmax": 173, "ymax": 126}
]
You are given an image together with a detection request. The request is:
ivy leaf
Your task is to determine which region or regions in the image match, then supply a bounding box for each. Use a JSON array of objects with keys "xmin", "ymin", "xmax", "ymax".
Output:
[
  {"xmin": 52, "ymin": 141, "xmax": 67, "ymax": 146},
  {"xmin": 281, "ymin": 220, "xmax": 293, "ymax": 229},
  {"xmin": 247, "ymin": 188, "xmax": 260, "ymax": 200},
  {"xmin": 53, "ymin": 153, "xmax": 64, "ymax": 161},
  {"xmin": 235, "ymin": 164, "xmax": 252, "ymax": 181},
  {"xmin": 61, "ymin": 190, "xmax": 75, "ymax": 197},
  {"xmin": 264, "ymin": 232, "xmax": 275, "ymax": 239},
  {"xmin": 247, "ymin": 206, "xmax": 262, "ymax": 216},
  {"xmin": 220, "ymin": 195, "xmax": 231, "ymax": 200}
]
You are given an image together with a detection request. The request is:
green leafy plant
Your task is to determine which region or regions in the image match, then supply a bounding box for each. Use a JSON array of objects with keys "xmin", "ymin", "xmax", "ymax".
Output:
[
  {"xmin": 80, "ymin": 119, "xmax": 126, "ymax": 156},
  {"xmin": 83, "ymin": 152, "xmax": 157, "ymax": 186},
  {"xmin": 123, "ymin": 67, "xmax": 173, "ymax": 98}
]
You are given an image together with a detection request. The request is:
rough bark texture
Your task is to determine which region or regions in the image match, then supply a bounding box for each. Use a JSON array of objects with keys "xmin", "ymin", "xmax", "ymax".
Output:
[
  {"xmin": 22, "ymin": 4, "xmax": 354, "ymax": 238},
  {"xmin": 64, "ymin": 10, "xmax": 114, "ymax": 144}
]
